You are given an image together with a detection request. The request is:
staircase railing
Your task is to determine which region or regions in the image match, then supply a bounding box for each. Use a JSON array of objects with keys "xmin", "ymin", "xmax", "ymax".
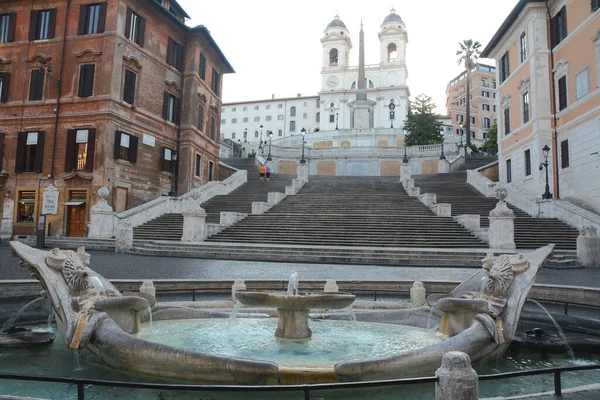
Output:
[{"xmin": 467, "ymin": 164, "xmax": 600, "ymax": 232}]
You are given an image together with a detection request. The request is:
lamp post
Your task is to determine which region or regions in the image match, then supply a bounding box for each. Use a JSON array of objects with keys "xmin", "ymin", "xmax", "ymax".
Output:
[
  {"xmin": 439, "ymin": 126, "xmax": 446, "ymax": 160},
  {"xmin": 267, "ymin": 131, "xmax": 273, "ymax": 161},
  {"xmin": 243, "ymin": 128, "xmax": 248, "ymax": 143},
  {"xmin": 541, "ymin": 144, "xmax": 553, "ymax": 199},
  {"xmin": 300, "ymin": 128, "xmax": 306, "ymax": 164},
  {"xmin": 389, "ymin": 101, "xmax": 396, "ymax": 129},
  {"xmin": 258, "ymin": 125, "xmax": 263, "ymax": 149},
  {"xmin": 237, "ymin": 139, "xmax": 241, "ymax": 158},
  {"xmin": 168, "ymin": 150, "xmax": 179, "ymax": 196},
  {"xmin": 402, "ymin": 127, "xmax": 409, "ymax": 164},
  {"xmin": 37, "ymin": 61, "xmax": 61, "ymax": 178},
  {"xmin": 335, "ymin": 112, "xmax": 339, "ymax": 130},
  {"xmin": 459, "ymin": 123, "xmax": 464, "ymax": 148}
]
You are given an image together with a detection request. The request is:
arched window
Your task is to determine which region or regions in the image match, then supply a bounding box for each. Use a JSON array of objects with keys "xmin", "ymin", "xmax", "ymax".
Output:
[
  {"xmin": 232, "ymin": 132, "xmax": 236, "ymax": 139},
  {"xmin": 387, "ymin": 43, "xmax": 398, "ymax": 62},
  {"xmin": 290, "ymin": 106, "xmax": 296, "ymax": 117},
  {"xmin": 350, "ymin": 79, "xmax": 375, "ymax": 89},
  {"xmin": 329, "ymin": 48, "xmax": 338, "ymax": 65},
  {"xmin": 278, "ymin": 129, "xmax": 283, "ymax": 137}
]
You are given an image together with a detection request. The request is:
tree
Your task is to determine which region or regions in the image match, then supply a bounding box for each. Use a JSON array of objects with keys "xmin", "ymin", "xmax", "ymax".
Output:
[
  {"xmin": 456, "ymin": 39, "xmax": 482, "ymax": 152},
  {"xmin": 403, "ymin": 94, "xmax": 443, "ymax": 145},
  {"xmin": 481, "ymin": 122, "xmax": 498, "ymax": 154}
]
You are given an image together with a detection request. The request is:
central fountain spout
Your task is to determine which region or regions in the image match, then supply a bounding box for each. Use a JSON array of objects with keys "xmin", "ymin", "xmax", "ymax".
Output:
[{"xmin": 236, "ymin": 273, "xmax": 355, "ymax": 339}]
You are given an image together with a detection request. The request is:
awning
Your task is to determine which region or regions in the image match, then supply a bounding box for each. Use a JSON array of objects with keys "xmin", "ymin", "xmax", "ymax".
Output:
[{"xmin": 62, "ymin": 201, "xmax": 85, "ymax": 206}]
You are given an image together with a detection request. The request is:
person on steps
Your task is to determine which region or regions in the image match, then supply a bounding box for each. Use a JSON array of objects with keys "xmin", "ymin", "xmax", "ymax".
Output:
[
  {"xmin": 266, "ymin": 166, "xmax": 272, "ymax": 182},
  {"xmin": 259, "ymin": 164, "xmax": 266, "ymax": 182}
]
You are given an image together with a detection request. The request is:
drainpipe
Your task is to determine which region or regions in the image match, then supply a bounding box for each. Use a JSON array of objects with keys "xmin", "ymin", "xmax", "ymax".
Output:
[
  {"xmin": 545, "ymin": 1, "xmax": 560, "ymax": 199},
  {"xmin": 174, "ymin": 30, "xmax": 188, "ymax": 195},
  {"xmin": 49, "ymin": 0, "xmax": 70, "ymax": 178}
]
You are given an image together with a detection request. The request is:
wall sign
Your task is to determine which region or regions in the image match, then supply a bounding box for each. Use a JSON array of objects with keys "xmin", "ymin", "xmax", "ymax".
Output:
[{"xmin": 42, "ymin": 185, "xmax": 59, "ymax": 215}]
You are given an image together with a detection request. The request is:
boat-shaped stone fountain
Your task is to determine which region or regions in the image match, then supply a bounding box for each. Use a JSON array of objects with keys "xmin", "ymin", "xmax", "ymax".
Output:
[{"xmin": 9, "ymin": 241, "xmax": 554, "ymax": 384}]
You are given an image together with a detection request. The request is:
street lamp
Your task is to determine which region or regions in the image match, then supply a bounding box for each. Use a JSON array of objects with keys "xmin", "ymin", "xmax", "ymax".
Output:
[
  {"xmin": 389, "ymin": 101, "xmax": 396, "ymax": 129},
  {"xmin": 300, "ymin": 128, "xmax": 306, "ymax": 164},
  {"xmin": 168, "ymin": 150, "xmax": 179, "ymax": 196},
  {"xmin": 243, "ymin": 128, "xmax": 248, "ymax": 143},
  {"xmin": 335, "ymin": 112, "xmax": 339, "ymax": 130},
  {"xmin": 540, "ymin": 144, "xmax": 553, "ymax": 199},
  {"xmin": 37, "ymin": 60, "xmax": 61, "ymax": 178},
  {"xmin": 267, "ymin": 131, "xmax": 273, "ymax": 161},
  {"xmin": 402, "ymin": 127, "xmax": 409, "ymax": 164},
  {"xmin": 258, "ymin": 125, "xmax": 263, "ymax": 149},
  {"xmin": 459, "ymin": 123, "xmax": 464, "ymax": 148},
  {"xmin": 439, "ymin": 126, "xmax": 446, "ymax": 160}
]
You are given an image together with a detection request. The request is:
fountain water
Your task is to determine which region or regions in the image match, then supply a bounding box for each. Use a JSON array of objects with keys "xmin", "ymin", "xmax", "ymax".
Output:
[
  {"xmin": 228, "ymin": 300, "xmax": 242, "ymax": 328},
  {"xmin": 527, "ymin": 299, "xmax": 575, "ymax": 358},
  {"xmin": 287, "ymin": 270, "xmax": 299, "ymax": 295},
  {"xmin": 0, "ymin": 297, "xmax": 43, "ymax": 334}
]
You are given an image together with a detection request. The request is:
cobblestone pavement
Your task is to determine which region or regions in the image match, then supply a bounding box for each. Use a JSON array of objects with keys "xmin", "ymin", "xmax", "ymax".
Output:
[{"xmin": 1, "ymin": 248, "xmax": 600, "ymax": 288}]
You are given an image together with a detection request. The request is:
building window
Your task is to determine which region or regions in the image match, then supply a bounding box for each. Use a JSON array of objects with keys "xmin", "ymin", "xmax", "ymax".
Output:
[
  {"xmin": 470, "ymin": 116, "xmax": 475, "ymax": 124},
  {"xmin": 231, "ymin": 118, "xmax": 237, "ymax": 124},
  {"xmin": 254, "ymin": 116, "xmax": 260, "ymax": 122},
  {"xmin": 198, "ymin": 105, "xmax": 205, "ymax": 132},
  {"xmin": 593, "ymin": 0, "xmax": 600, "ymax": 11},
  {"xmin": 0, "ymin": 72, "xmax": 9, "ymax": 102},
  {"xmin": 162, "ymin": 92, "xmax": 180, "ymax": 124},
  {"xmin": 232, "ymin": 107, "xmax": 236, "ymax": 112},
  {"xmin": 500, "ymin": 52, "xmax": 510, "ymax": 83},
  {"xmin": 78, "ymin": 64, "xmax": 95, "ymax": 98},
  {"xmin": 123, "ymin": 69, "xmax": 136, "ymax": 105},
  {"xmin": 65, "ymin": 129, "xmax": 96, "ymax": 172},
  {"xmin": 167, "ymin": 38, "xmax": 184, "ymax": 72},
  {"xmin": 484, "ymin": 117, "xmax": 490, "ymax": 129},
  {"xmin": 277, "ymin": 115, "xmax": 284, "ymax": 121},
  {"xmin": 231, "ymin": 132, "xmax": 235, "ymax": 139},
  {"xmin": 15, "ymin": 131, "xmax": 45, "ymax": 173},
  {"xmin": 492, "ymin": 80, "xmax": 497, "ymax": 89},
  {"xmin": 125, "ymin": 8, "xmax": 145, "ymax": 46},
  {"xmin": 211, "ymin": 69, "xmax": 220, "ymax": 95},
  {"xmin": 0, "ymin": 13, "xmax": 16, "ymax": 43},
  {"xmin": 254, "ymin": 131, "xmax": 259, "ymax": 138},
  {"xmin": 550, "ymin": 6, "xmax": 567, "ymax": 48},
  {"xmin": 78, "ymin": 3, "xmax": 106, "ymax": 35},
  {"xmin": 504, "ymin": 107, "xmax": 511, "ymax": 135},
  {"xmin": 575, "ymin": 68, "xmax": 589, "ymax": 100},
  {"xmin": 266, "ymin": 105, "xmax": 271, "ymax": 110},
  {"xmin": 329, "ymin": 114, "xmax": 335, "ymax": 123},
  {"xmin": 29, "ymin": 69, "xmax": 44, "ymax": 101},
  {"xmin": 266, "ymin": 116, "xmax": 272, "ymax": 121},
  {"xmin": 290, "ymin": 121, "xmax": 296, "ymax": 132},
  {"xmin": 114, "ymin": 131, "xmax": 138, "ymax": 163},
  {"xmin": 290, "ymin": 107, "xmax": 296, "ymax": 117},
  {"xmin": 316, "ymin": 112, "xmax": 320, "ymax": 122},
  {"xmin": 199, "ymin": 53, "xmax": 206, "ymax": 80},
  {"xmin": 303, "ymin": 113, "xmax": 308, "ymax": 119},
  {"xmin": 482, "ymin": 104, "xmax": 490, "ymax": 111},
  {"xmin": 161, "ymin": 147, "xmax": 174, "ymax": 172},
  {"xmin": 210, "ymin": 115, "xmax": 216, "ymax": 141},
  {"xmin": 524, "ymin": 149, "xmax": 531, "ymax": 176},
  {"xmin": 243, "ymin": 106, "xmax": 248, "ymax": 111},
  {"xmin": 208, "ymin": 161, "xmax": 214, "ymax": 181},
  {"xmin": 329, "ymin": 48, "xmax": 338, "ymax": 65},
  {"xmin": 494, "ymin": 105, "xmax": 497, "ymax": 112},
  {"xmin": 17, "ymin": 191, "xmax": 36, "ymax": 223},
  {"xmin": 278, "ymin": 129, "xmax": 283, "ymax": 137},
  {"xmin": 522, "ymin": 92, "xmax": 530, "ymax": 123},
  {"xmin": 520, "ymin": 33, "xmax": 527, "ymax": 62},
  {"xmin": 254, "ymin": 105, "xmax": 259, "ymax": 110},
  {"xmin": 558, "ymin": 76, "xmax": 567, "ymax": 111},
  {"xmin": 29, "ymin": 9, "xmax": 56, "ymax": 40},
  {"xmin": 242, "ymin": 117, "xmax": 248, "ymax": 123},
  {"xmin": 506, "ymin": 159, "xmax": 512, "ymax": 183},
  {"xmin": 195, "ymin": 154, "xmax": 201, "ymax": 177},
  {"xmin": 278, "ymin": 104, "xmax": 283, "ymax": 109},
  {"xmin": 457, "ymin": 114, "xmax": 464, "ymax": 123},
  {"xmin": 561, "ymin": 139, "xmax": 570, "ymax": 169},
  {"xmin": 221, "ymin": 119, "xmax": 226, "ymax": 124},
  {"xmin": 482, "ymin": 91, "xmax": 490, "ymax": 98}
]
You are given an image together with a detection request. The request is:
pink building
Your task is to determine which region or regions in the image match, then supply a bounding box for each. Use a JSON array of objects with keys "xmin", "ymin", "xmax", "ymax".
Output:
[
  {"xmin": 445, "ymin": 64, "xmax": 497, "ymax": 145},
  {"xmin": 481, "ymin": 0, "xmax": 600, "ymax": 204}
]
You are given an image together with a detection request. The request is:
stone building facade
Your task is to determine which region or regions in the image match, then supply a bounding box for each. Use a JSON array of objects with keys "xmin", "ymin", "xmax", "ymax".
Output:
[
  {"xmin": 0, "ymin": 0, "xmax": 233, "ymax": 239},
  {"xmin": 482, "ymin": 0, "xmax": 600, "ymax": 203},
  {"xmin": 445, "ymin": 63, "xmax": 497, "ymax": 145}
]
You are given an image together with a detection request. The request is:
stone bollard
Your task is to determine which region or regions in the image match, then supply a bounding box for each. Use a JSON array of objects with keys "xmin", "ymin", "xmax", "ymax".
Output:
[
  {"xmin": 410, "ymin": 281, "xmax": 426, "ymax": 307},
  {"xmin": 419, "ymin": 193, "xmax": 437, "ymax": 208},
  {"xmin": 438, "ymin": 158, "xmax": 450, "ymax": 173},
  {"xmin": 267, "ymin": 192, "xmax": 286, "ymax": 205},
  {"xmin": 231, "ymin": 280, "xmax": 247, "ymax": 302},
  {"xmin": 577, "ymin": 227, "xmax": 600, "ymax": 268},
  {"xmin": 435, "ymin": 352, "xmax": 479, "ymax": 400},
  {"xmin": 324, "ymin": 279, "xmax": 339, "ymax": 293},
  {"xmin": 488, "ymin": 189, "xmax": 515, "ymax": 249},
  {"xmin": 89, "ymin": 187, "xmax": 116, "ymax": 238},
  {"xmin": 181, "ymin": 191, "xmax": 207, "ymax": 242},
  {"xmin": 436, "ymin": 204, "xmax": 452, "ymax": 217},
  {"xmin": 140, "ymin": 280, "xmax": 156, "ymax": 298},
  {"xmin": 297, "ymin": 164, "xmax": 309, "ymax": 182},
  {"xmin": 115, "ymin": 219, "xmax": 133, "ymax": 253},
  {"xmin": 400, "ymin": 163, "xmax": 412, "ymax": 183}
]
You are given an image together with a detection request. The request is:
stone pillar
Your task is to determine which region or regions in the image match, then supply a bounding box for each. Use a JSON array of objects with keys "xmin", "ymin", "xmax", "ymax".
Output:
[
  {"xmin": 232, "ymin": 279, "xmax": 247, "ymax": 302},
  {"xmin": 140, "ymin": 280, "xmax": 156, "ymax": 298},
  {"xmin": 297, "ymin": 164, "xmax": 309, "ymax": 182},
  {"xmin": 267, "ymin": 192, "xmax": 286, "ymax": 205},
  {"xmin": 436, "ymin": 204, "xmax": 452, "ymax": 217},
  {"xmin": 438, "ymin": 159, "xmax": 450, "ymax": 173},
  {"xmin": 577, "ymin": 227, "xmax": 600, "ymax": 268},
  {"xmin": 115, "ymin": 219, "xmax": 133, "ymax": 253},
  {"xmin": 410, "ymin": 281, "xmax": 426, "ymax": 306},
  {"xmin": 400, "ymin": 163, "xmax": 412, "ymax": 183},
  {"xmin": 89, "ymin": 187, "xmax": 116, "ymax": 238},
  {"xmin": 419, "ymin": 193, "xmax": 437, "ymax": 208},
  {"xmin": 324, "ymin": 279, "xmax": 339, "ymax": 293},
  {"xmin": 488, "ymin": 189, "xmax": 515, "ymax": 249},
  {"xmin": 435, "ymin": 352, "xmax": 479, "ymax": 400},
  {"xmin": 252, "ymin": 202, "xmax": 271, "ymax": 215},
  {"xmin": 455, "ymin": 214, "xmax": 481, "ymax": 231},
  {"xmin": 181, "ymin": 191, "xmax": 207, "ymax": 242}
]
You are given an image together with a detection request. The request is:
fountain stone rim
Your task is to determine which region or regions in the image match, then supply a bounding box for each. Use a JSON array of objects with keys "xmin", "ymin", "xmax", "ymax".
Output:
[{"xmin": 235, "ymin": 290, "xmax": 356, "ymax": 310}]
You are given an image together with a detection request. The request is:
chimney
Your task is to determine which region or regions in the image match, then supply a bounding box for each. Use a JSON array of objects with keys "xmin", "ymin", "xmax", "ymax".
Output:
[
  {"xmin": 297, "ymin": 93, "xmax": 301, "ymax": 97},
  {"xmin": 272, "ymin": 94, "xmax": 275, "ymax": 99}
]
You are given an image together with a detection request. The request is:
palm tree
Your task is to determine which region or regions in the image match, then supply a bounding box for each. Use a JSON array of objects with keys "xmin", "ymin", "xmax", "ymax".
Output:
[{"xmin": 456, "ymin": 39, "xmax": 482, "ymax": 153}]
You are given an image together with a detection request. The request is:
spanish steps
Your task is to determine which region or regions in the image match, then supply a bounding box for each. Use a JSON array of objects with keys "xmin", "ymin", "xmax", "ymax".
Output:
[{"xmin": 412, "ymin": 157, "xmax": 579, "ymax": 250}]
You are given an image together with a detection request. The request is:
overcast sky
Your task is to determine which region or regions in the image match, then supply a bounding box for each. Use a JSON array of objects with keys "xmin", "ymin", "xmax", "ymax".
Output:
[{"xmin": 178, "ymin": 0, "xmax": 519, "ymax": 114}]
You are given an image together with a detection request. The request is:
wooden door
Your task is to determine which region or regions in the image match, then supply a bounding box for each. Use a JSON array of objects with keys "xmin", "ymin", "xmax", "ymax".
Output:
[
  {"xmin": 115, "ymin": 187, "xmax": 128, "ymax": 213},
  {"xmin": 67, "ymin": 204, "xmax": 86, "ymax": 237}
]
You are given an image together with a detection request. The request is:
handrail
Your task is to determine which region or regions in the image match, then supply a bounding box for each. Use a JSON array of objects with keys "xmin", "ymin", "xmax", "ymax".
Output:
[{"xmin": 1, "ymin": 364, "xmax": 598, "ymax": 399}]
